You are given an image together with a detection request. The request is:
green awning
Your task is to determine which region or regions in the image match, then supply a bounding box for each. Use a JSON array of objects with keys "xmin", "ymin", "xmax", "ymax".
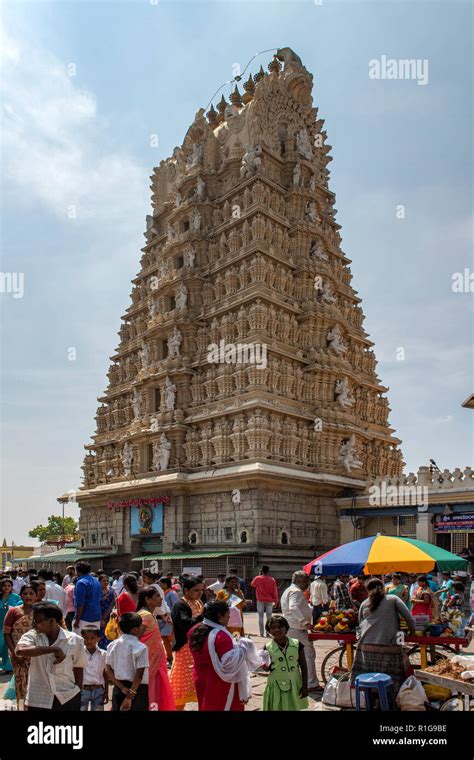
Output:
[
  {"xmin": 132, "ymin": 550, "xmax": 255, "ymax": 562},
  {"xmin": 17, "ymin": 549, "xmax": 116, "ymax": 564}
]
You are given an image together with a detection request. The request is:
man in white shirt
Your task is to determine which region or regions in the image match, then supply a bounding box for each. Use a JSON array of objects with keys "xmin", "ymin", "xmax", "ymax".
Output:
[
  {"xmin": 310, "ymin": 574, "xmax": 329, "ymax": 624},
  {"xmin": 111, "ymin": 570, "xmax": 124, "ymax": 596},
  {"xmin": 280, "ymin": 571, "xmax": 321, "ymax": 691},
  {"xmin": 41, "ymin": 570, "xmax": 67, "ymax": 615},
  {"xmin": 106, "ymin": 612, "xmax": 149, "ymax": 711},
  {"xmin": 10, "ymin": 570, "xmax": 26, "ymax": 595},
  {"xmin": 62, "ymin": 565, "xmax": 76, "ymax": 589},
  {"xmin": 16, "ymin": 601, "xmax": 87, "ymax": 710}
]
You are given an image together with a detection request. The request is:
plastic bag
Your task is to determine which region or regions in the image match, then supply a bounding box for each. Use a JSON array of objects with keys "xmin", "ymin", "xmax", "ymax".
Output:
[
  {"xmin": 396, "ymin": 676, "xmax": 427, "ymax": 711},
  {"xmin": 104, "ymin": 611, "xmax": 119, "ymax": 641}
]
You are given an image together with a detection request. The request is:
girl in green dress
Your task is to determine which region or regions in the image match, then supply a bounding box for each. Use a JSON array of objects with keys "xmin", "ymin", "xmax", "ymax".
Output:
[{"xmin": 262, "ymin": 615, "xmax": 308, "ymax": 711}]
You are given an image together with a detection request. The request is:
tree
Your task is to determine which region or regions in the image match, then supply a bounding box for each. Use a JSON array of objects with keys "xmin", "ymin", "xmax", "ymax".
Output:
[{"xmin": 28, "ymin": 515, "xmax": 78, "ymax": 544}]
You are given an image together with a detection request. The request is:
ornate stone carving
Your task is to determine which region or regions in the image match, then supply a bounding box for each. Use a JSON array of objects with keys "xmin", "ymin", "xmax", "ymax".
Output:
[
  {"xmin": 153, "ymin": 432, "xmax": 171, "ymax": 471},
  {"xmin": 296, "ymin": 128, "xmax": 313, "ymax": 161},
  {"xmin": 240, "ymin": 144, "xmax": 262, "ymax": 178},
  {"xmin": 164, "ymin": 376, "xmax": 177, "ymax": 410},
  {"xmin": 339, "ymin": 435, "xmax": 363, "ymax": 472},
  {"xmin": 327, "ymin": 324, "xmax": 347, "ymax": 354},
  {"xmin": 167, "ymin": 327, "xmax": 182, "ymax": 357},
  {"xmin": 335, "ymin": 377, "xmax": 355, "ymax": 408},
  {"xmin": 121, "ymin": 441, "xmax": 133, "ymax": 477}
]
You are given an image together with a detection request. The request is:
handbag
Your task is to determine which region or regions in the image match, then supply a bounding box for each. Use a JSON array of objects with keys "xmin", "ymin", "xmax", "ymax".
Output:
[{"xmin": 322, "ymin": 671, "xmax": 365, "ymax": 708}]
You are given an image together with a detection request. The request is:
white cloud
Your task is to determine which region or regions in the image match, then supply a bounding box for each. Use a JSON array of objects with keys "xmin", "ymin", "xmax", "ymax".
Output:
[{"xmin": 1, "ymin": 28, "xmax": 148, "ymax": 222}]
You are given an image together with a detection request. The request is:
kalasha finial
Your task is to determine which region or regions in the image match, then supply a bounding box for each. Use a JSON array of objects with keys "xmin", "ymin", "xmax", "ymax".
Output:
[
  {"xmin": 216, "ymin": 94, "xmax": 228, "ymax": 125},
  {"xmin": 230, "ymin": 85, "xmax": 243, "ymax": 107},
  {"xmin": 242, "ymin": 73, "xmax": 255, "ymax": 104},
  {"xmin": 268, "ymin": 56, "xmax": 281, "ymax": 75},
  {"xmin": 206, "ymin": 104, "xmax": 218, "ymax": 127},
  {"xmin": 254, "ymin": 65, "xmax": 266, "ymax": 83}
]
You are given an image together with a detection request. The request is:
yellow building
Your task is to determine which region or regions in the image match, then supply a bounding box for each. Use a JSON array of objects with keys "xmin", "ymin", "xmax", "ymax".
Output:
[{"xmin": 0, "ymin": 539, "xmax": 35, "ymax": 571}]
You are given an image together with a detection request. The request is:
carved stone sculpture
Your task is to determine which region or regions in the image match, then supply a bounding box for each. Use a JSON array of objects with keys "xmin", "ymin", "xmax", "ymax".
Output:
[
  {"xmin": 175, "ymin": 283, "xmax": 188, "ymax": 310},
  {"xmin": 240, "ymin": 144, "xmax": 262, "ymax": 179},
  {"xmin": 335, "ymin": 377, "xmax": 355, "ymax": 408},
  {"xmin": 327, "ymin": 324, "xmax": 347, "ymax": 354},
  {"xmin": 339, "ymin": 435, "xmax": 363, "ymax": 472},
  {"xmin": 154, "ymin": 432, "xmax": 171, "ymax": 471},
  {"xmin": 121, "ymin": 441, "xmax": 133, "ymax": 477},
  {"xmin": 296, "ymin": 128, "xmax": 313, "ymax": 161},
  {"xmin": 164, "ymin": 375, "xmax": 177, "ymax": 411},
  {"xmin": 167, "ymin": 327, "xmax": 182, "ymax": 357}
]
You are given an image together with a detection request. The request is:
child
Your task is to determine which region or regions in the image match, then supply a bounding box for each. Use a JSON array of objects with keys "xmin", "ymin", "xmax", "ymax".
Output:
[
  {"xmin": 106, "ymin": 612, "xmax": 149, "ymax": 711},
  {"xmin": 16, "ymin": 601, "xmax": 86, "ymax": 711},
  {"xmin": 81, "ymin": 626, "xmax": 108, "ymax": 711},
  {"xmin": 262, "ymin": 614, "xmax": 308, "ymax": 711}
]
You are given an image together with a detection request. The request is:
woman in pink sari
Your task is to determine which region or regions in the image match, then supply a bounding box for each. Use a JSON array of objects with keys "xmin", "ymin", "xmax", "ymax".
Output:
[{"xmin": 137, "ymin": 587, "xmax": 175, "ymax": 711}]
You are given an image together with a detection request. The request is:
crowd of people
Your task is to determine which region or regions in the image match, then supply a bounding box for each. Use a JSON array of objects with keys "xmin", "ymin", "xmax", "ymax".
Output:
[{"xmin": 0, "ymin": 562, "xmax": 471, "ymax": 712}]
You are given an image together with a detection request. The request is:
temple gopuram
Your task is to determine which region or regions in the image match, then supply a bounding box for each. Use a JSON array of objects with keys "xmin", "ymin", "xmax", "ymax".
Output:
[{"xmin": 61, "ymin": 48, "xmax": 403, "ymax": 579}]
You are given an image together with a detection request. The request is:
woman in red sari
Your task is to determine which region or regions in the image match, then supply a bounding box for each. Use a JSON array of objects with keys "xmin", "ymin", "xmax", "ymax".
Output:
[
  {"xmin": 189, "ymin": 600, "xmax": 259, "ymax": 711},
  {"xmin": 117, "ymin": 574, "xmax": 138, "ymax": 616},
  {"xmin": 136, "ymin": 587, "xmax": 175, "ymax": 711}
]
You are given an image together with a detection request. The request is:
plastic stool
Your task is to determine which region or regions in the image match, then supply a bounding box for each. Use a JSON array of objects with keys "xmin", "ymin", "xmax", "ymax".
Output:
[{"xmin": 355, "ymin": 673, "xmax": 394, "ymax": 711}]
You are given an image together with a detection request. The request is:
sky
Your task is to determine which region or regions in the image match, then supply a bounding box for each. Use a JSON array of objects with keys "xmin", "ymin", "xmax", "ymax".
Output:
[{"xmin": 1, "ymin": 0, "xmax": 472, "ymax": 546}]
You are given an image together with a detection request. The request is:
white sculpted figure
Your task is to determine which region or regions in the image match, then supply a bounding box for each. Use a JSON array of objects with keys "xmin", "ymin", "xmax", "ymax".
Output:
[
  {"xmin": 164, "ymin": 375, "xmax": 177, "ymax": 411},
  {"xmin": 132, "ymin": 388, "xmax": 141, "ymax": 420},
  {"xmin": 190, "ymin": 208, "xmax": 201, "ymax": 232},
  {"xmin": 327, "ymin": 324, "xmax": 347, "ymax": 354},
  {"xmin": 159, "ymin": 259, "xmax": 169, "ymax": 279},
  {"xmin": 145, "ymin": 215, "xmax": 158, "ymax": 239},
  {"xmin": 310, "ymin": 240, "xmax": 328, "ymax": 261},
  {"xmin": 305, "ymin": 201, "xmax": 320, "ymax": 224},
  {"xmin": 140, "ymin": 341, "xmax": 150, "ymax": 368},
  {"xmin": 335, "ymin": 377, "xmax": 355, "ymax": 408},
  {"xmin": 167, "ymin": 327, "xmax": 182, "ymax": 357},
  {"xmin": 224, "ymin": 103, "xmax": 239, "ymax": 121},
  {"xmin": 320, "ymin": 281, "xmax": 337, "ymax": 304},
  {"xmin": 121, "ymin": 441, "xmax": 133, "ymax": 477},
  {"xmin": 240, "ymin": 144, "xmax": 262, "ymax": 179},
  {"xmin": 186, "ymin": 142, "xmax": 203, "ymax": 170},
  {"xmin": 296, "ymin": 128, "xmax": 313, "ymax": 161},
  {"xmin": 184, "ymin": 247, "xmax": 195, "ymax": 268},
  {"xmin": 195, "ymin": 176, "xmax": 206, "ymax": 201},
  {"xmin": 148, "ymin": 298, "xmax": 158, "ymax": 320},
  {"xmin": 292, "ymin": 162, "xmax": 302, "ymax": 188},
  {"xmin": 154, "ymin": 432, "xmax": 171, "ymax": 471},
  {"xmin": 309, "ymin": 174, "xmax": 317, "ymax": 192},
  {"xmin": 167, "ymin": 224, "xmax": 176, "ymax": 243},
  {"xmin": 339, "ymin": 435, "xmax": 363, "ymax": 472},
  {"xmin": 175, "ymin": 191, "xmax": 182, "ymax": 209},
  {"xmin": 175, "ymin": 283, "xmax": 188, "ymax": 310}
]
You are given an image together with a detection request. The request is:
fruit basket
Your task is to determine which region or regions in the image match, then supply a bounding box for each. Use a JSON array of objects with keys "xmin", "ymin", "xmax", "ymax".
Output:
[{"xmin": 313, "ymin": 609, "xmax": 358, "ymax": 634}]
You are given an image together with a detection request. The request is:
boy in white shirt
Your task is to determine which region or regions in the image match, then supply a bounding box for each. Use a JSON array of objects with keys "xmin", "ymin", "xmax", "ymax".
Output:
[
  {"xmin": 106, "ymin": 612, "xmax": 149, "ymax": 711},
  {"xmin": 81, "ymin": 627, "xmax": 108, "ymax": 711}
]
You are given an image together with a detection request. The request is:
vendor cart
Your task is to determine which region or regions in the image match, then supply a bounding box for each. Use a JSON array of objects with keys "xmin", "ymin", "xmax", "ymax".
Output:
[
  {"xmin": 414, "ymin": 669, "xmax": 474, "ymax": 710},
  {"xmin": 309, "ymin": 631, "xmax": 470, "ymax": 684}
]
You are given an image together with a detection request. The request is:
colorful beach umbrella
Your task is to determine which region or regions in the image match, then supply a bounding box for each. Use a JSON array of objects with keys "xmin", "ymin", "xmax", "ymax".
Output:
[{"xmin": 303, "ymin": 535, "xmax": 468, "ymax": 576}]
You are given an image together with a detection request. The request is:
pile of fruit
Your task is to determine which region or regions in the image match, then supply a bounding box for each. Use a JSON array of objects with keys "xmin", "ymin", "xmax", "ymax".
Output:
[{"xmin": 313, "ymin": 609, "xmax": 358, "ymax": 633}]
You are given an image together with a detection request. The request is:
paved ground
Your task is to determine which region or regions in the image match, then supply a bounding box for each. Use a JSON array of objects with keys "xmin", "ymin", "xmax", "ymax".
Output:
[{"xmin": 1, "ymin": 612, "xmax": 471, "ymax": 711}]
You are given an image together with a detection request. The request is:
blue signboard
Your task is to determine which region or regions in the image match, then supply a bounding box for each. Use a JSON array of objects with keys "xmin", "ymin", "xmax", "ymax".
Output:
[{"xmin": 130, "ymin": 503, "xmax": 164, "ymax": 536}]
